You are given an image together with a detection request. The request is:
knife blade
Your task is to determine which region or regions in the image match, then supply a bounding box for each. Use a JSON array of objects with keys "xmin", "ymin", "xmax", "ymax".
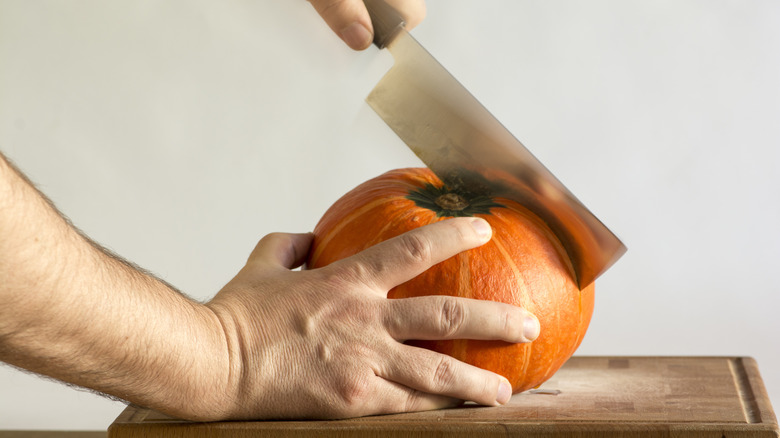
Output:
[{"xmin": 363, "ymin": 0, "xmax": 626, "ymax": 289}]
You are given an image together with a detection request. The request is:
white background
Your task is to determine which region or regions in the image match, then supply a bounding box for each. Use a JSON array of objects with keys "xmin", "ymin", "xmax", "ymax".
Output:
[{"xmin": 1, "ymin": 0, "xmax": 778, "ymax": 430}]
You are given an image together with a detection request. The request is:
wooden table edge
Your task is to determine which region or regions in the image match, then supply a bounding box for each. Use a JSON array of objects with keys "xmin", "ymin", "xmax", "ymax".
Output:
[{"xmin": 0, "ymin": 432, "xmax": 106, "ymax": 438}]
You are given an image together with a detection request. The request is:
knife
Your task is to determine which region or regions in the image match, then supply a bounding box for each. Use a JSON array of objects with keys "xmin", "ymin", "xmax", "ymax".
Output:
[{"xmin": 363, "ymin": 0, "xmax": 626, "ymax": 289}]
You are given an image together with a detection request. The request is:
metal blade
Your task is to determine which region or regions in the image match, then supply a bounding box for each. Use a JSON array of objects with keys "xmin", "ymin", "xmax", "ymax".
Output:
[{"xmin": 365, "ymin": 29, "xmax": 626, "ymax": 288}]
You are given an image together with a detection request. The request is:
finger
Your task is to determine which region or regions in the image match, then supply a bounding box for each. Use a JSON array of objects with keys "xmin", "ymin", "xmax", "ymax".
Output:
[
  {"xmin": 336, "ymin": 218, "xmax": 492, "ymax": 291},
  {"xmin": 308, "ymin": 0, "xmax": 374, "ymax": 50},
  {"xmin": 247, "ymin": 232, "xmax": 314, "ymax": 270},
  {"xmin": 382, "ymin": 343, "xmax": 513, "ymax": 407},
  {"xmin": 348, "ymin": 375, "xmax": 461, "ymax": 417},
  {"xmin": 385, "ymin": 0, "xmax": 426, "ymax": 30},
  {"xmin": 385, "ymin": 295, "xmax": 540, "ymax": 343},
  {"xmin": 309, "ymin": 0, "xmax": 427, "ymax": 51},
  {"xmin": 372, "ymin": 381, "xmax": 462, "ymax": 415}
]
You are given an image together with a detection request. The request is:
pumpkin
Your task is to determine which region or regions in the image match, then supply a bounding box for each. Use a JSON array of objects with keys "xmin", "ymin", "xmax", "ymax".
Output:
[{"xmin": 307, "ymin": 168, "xmax": 594, "ymax": 393}]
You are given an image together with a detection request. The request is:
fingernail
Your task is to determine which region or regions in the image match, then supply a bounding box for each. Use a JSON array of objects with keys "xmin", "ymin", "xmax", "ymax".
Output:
[
  {"xmin": 340, "ymin": 22, "xmax": 372, "ymax": 50},
  {"xmin": 497, "ymin": 380, "xmax": 512, "ymax": 405},
  {"xmin": 524, "ymin": 313, "xmax": 541, "ymax": 341},
  {"xmin": 471, "ymin": 218, "xmax": 492, "ymax": 240}
]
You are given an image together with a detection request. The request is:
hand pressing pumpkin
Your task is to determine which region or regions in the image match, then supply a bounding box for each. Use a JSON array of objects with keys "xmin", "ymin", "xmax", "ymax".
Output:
[
  {"xmin": 205, "ymin": 218, "xmax": 539, "ymax": 420},
  {"xmin": 0, "ymin": 153, "xmax": 538, "ymax": 423},
  {"xmin": 308, "ymin": 168, "xmax": 594, "ymax": 394}
]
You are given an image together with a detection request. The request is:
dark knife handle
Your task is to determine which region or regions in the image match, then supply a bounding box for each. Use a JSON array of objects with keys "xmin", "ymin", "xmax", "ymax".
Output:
[{"xmin": 364, "ymin": 0, "xmax": 405, "ymax": 49}]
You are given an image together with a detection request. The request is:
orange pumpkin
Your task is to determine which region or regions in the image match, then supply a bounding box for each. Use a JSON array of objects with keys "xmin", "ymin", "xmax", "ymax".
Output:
[{"xmin": 307, "ymin": 168, "xmax": 594, "ymax": 393}]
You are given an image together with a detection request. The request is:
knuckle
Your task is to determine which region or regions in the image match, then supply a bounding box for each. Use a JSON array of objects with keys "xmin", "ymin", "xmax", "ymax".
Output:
[
  {"xmin": 335, "ymin": 372, "xmax": 373, "ymax": 411},
  {"xmin": 441, "ymin": 217, "xmax": 472, "ymax": 244},
  {"xmin": 503, "ymin": 306, "xmax": 534, "ymax": 342},
  {"xmin": 451, "ymin": 219, "xmax": 471, "ymax": 241},
  {"xmin": 323, "ymin": 261, "xmax": 368, "ymax": 290},
  {"xmin": 501, "ymin": 306, "xmax": 516, "ymax": 333},
  {"xmin": 381, "ymin": 301, "xmax": 404, "ymax": 336},
  {"xmin": 438, "ymin": 297, "xmax": 466, "ymax": 338},
  {"xmin": 327, "ymin": 252, "xmax": 391, "ymax": 292},
  {"xmin": 431, "ymin": 356, "xmax": 458, "ymax": 392},
  {"xmin": 403, "ymin": 389, "xmax": 424, "ymax": 412},
  {"xmin": 317, "ymin": 265, "xmax": 350, "ymax": 290},
  {"xmin": 400, "ymin": 232, "xmax": 433, "ymax": 266}
]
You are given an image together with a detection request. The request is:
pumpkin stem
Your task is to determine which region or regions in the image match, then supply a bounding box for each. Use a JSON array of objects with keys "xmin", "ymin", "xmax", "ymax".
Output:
[
  {"xmin": 435, "ymin": 193, "xmax": 469, "ymax": 211},
  {"xmin": 406, "ymin": 183, "xmax": 505, "ymax": 218}
]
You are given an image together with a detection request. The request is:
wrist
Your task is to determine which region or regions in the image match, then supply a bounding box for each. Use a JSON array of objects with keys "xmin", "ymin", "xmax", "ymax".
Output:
[
  {"xmin": 153, "ymin": 301, "xmax": 236, "ymax": 421},
  {"xmin": 182, "ymin": 301, "xmax": 242, "ymax": 421},
  {"xmin": 203, "ymin": 288, "xmax": 284, "ymax": 421}
]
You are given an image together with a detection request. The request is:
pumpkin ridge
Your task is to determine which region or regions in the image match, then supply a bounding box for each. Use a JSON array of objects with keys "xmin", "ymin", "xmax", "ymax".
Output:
[
  {"xmin": 572, "ymin": 284, "xmax": 595, "ymax": 351},
  {"xmin": 366, "ymin": 205, "xmax": 432, "ymax": 249},
  {"xmin": 458, "ymin": 250, "xmax": 473, "ymax": 300},
  {"xmin": 490, "ymin": 232, "xmax": 531, "ymax": 309},
  {"xmin": 497, "ymin": 197, "xmax": 578, "ymax": 286},
  {"xmin": 518, "ymin": 342, "xmax": 533, "ymax": 389},
  {"xmin": 310, "ymin": 196, "xmax": 393, "ymax": 266}
]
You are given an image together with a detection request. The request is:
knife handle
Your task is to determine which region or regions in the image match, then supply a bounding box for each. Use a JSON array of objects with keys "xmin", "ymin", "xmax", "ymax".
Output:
[{"xmin": 364, "ymin": 0, "xmax": 405, "ymax": 49}]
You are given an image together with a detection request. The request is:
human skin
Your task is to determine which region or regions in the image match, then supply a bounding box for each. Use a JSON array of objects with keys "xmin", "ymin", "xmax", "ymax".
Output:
[
  {"xmin": 0, "ymin": 153, "xmax": 540, "ymax": 421},
  {"xmin": 308, "ymin": 0, "xmax": 426, "ymax": 50}
]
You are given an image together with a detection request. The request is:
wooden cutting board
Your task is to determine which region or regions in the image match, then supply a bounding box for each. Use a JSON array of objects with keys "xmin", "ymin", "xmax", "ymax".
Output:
[{"xmin": 108, "ymin": 356, "xmax": 779, "ymax": 437}]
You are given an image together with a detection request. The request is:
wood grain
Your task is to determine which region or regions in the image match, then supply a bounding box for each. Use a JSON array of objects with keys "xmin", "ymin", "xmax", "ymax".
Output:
[
  {"xmin": 107, "ymin": 356, "xmax": 780, "ymax": 438},
  {"xmin": 0, "ymin": 432, "xmax": 105, "ymax": 438}
]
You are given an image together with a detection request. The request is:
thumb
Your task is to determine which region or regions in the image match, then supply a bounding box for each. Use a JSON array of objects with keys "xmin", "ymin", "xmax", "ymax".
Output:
[
  {"xmin": 248, "ymin": 232, "xmax": 314, "ymax": 270},
  {"xmin": 309, "ymin": 0, "xmax": 374, "ymax": 50}
]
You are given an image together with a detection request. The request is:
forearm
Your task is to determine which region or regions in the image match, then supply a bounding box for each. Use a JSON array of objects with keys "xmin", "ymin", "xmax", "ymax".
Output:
[
  {"xmin": 0, "ymin": 152, "xmax": 541, "ymax": 421},
  {"xmin": 0, "ymin": 154, "xmax": 231, "ymax": 420}
]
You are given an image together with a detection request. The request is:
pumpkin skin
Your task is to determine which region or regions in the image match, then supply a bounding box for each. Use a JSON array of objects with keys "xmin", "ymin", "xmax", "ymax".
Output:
[{"xmin": 307, "ymin": 168, "xmax": 594, "ymax": 394}]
